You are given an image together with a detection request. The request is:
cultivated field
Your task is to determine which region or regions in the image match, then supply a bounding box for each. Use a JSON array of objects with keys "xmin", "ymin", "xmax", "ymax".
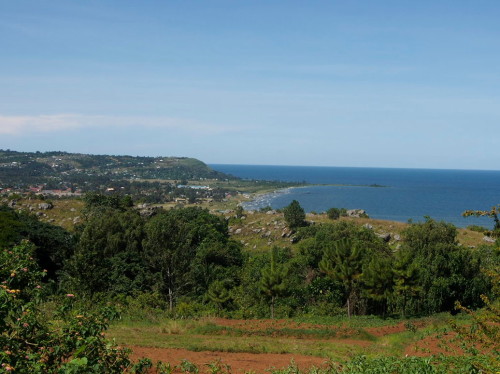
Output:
[{"xmin": 108, "ymin": 314, "xmax": 478, "ymax": 373}]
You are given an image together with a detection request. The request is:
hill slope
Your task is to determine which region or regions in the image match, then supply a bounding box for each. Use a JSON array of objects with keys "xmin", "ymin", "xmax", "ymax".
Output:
[{"xmin": 0, "ymin": 149, "xmax": 234, "ymax": 188}]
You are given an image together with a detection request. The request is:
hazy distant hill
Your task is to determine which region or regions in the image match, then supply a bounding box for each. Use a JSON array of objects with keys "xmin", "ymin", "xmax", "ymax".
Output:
[{"xmin": 0, "ymin": 149, "xmax": 234, "ymax": 188}]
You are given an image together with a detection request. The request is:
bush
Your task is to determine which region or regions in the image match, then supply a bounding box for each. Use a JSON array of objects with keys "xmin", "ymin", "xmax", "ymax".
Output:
[
  {"xmin": 327, "ymin": 208, "xmax": 341, "ymax": 220},
  {"xmin": 283, "ymin": 200, "xmax": 306, "ymax": 229},
  {"xmin": 467, "ymin": 225, "xmax": 488, "ymax": 233},
  {"xmin": 0, "ymin": 241, "xmax": 133, "ymax": 373}
]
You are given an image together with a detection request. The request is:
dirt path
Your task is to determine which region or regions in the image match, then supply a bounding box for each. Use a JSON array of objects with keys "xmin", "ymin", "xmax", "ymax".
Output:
[{"xmin": 129, "ymin": 346, "xmax": 329, "ymax": 373}]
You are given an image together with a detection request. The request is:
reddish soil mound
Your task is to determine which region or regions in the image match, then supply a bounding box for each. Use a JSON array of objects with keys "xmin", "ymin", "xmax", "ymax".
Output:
[
  {"xmin": 365, "ymin": 322, "xmax": 407, "ymax": 337},
  {"xmin": 404, "ymin": 332, "xmax": 463, "ymax": 356},
  {"xmin": 129, "ymin": 346, "xmax": 328, "ymax": 373}
]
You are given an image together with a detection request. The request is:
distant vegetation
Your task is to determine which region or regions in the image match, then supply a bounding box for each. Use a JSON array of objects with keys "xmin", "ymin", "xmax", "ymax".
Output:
[
  {"xmin": 1, "ymin": 150, "xmax": 498, "ymax": 372},
  {"xmin": 0, "ymin": 149, "xmax": 233, "ymax": 191},
  {"xmin": 0, "ymin": 150, "xmax": 303, "ymax": 204},
  {"xmin": 1, "ymin": 197, "xmax": 496, "ymax": 320}
]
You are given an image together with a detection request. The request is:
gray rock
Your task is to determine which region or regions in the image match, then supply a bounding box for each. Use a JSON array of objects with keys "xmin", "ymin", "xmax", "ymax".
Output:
[
  {"xmin": 363, "ymin": 223, "xmax": 373, "ymax": 230},
  {"xmin": 393, "ymin": 234, "xmax": 401, "ymax": 241},
  {"xmin": 483, "ymin": 236, "xmax": 496, "ymax": 243},
  {"xmin": 234, "ymin": 228, "xmax": 242, "ymax": 234},
  {"xmin": 38, "ymin": 202, "xmax": 53, "ymax": 210},
  {"xmin": 346, "ymin": 209, "xmax": 366, "ymax": 218}
]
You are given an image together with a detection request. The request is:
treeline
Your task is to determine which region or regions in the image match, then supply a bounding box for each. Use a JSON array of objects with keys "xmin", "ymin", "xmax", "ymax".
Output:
[
  {"xmin": 0, "ymin": 196, "xmax": 497, "ymax": 319},
  {"xmin": 0, "ymin": 149, "xmax": 233, "ymax": 188}
]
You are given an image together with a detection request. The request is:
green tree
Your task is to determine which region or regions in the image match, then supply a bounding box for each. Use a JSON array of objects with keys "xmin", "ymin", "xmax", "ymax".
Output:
[
  {"xmin": 396, "ymin": 218, "xmax": 490, "ymax": 316},
  {"xmin": 362, "ymin": 255, "xmax": 394, "ymax": 316},
  {"xmin": 207, "ymin": 280, "xmax": 232, "ymax": 313},
  {"xmin": 143, "ymin": 207, "xmax": 229, "ymax": 311},
  {"xmin": 392, "ymin": 249, "xmax": 421, "ymax": 317},
  {"xmin": 62, "ymin": 208, "xmax": 146, "ymax": 296},
  {"xmin": 260, "ymin": 248, "xmax": 287, "ymax": 318},
  {"xmin": 0, "ymin": 241, "xmax": 131, "ymax": 373},
  {"xmin": 190, "ymin": 239, "xmax": 243, "ymax": 296},
  {"xmin": 319, "ymin": 238, "xmax": 363, "ymax": 318},
  {"xmin": 326, "ymin": 207, "xmax": 341, "ymax": 220},
  {"xmin": 0, "ymin": 205, "xmax": 75, "ymax": 281},
  {"xmin": 283, "ymin": 200, "xmax": 306, "ymax": 229}
]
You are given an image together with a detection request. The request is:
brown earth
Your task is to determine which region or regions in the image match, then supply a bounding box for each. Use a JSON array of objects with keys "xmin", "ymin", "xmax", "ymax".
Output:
[
  {"xmin": 125, "ymin": 318, "xmax": 492, "ymax": 372},
  {"xmin": 129, "ymin": 346, "xmax": 329, "ymax": 373},
  {"xmin": 403, "ymin": 332, "xmax": 463, "ymax": 356}
]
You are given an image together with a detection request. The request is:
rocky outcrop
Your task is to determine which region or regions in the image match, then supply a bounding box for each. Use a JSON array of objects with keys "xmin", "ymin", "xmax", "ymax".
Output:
[
  {"xmin": 38, "ymin": 202, "xmax": 53, "ymax": 210},
  {"xmin": 346, "ymin": 209, "xmax": 366, "ymax": 218}
]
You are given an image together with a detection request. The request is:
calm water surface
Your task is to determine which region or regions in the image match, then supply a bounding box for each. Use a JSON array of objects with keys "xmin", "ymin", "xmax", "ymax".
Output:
[{"xmin": 210, "ymin": 164, "xmax": 500, "ymax": 228}]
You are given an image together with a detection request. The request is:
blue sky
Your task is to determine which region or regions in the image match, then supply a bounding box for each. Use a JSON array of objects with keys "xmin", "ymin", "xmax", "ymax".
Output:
[{"xmin": 1, "ymin": 1, "xmax": 499, "ymax": 169}]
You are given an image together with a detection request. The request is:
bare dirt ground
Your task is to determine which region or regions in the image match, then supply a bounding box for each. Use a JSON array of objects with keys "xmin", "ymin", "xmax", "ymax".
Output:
[
  {"xmin": 129, "ymin": 346, "xmax": 329, "ymax": 373},
  {"xmin": 403, "ymin": 332, "xmax": 462, "ymax": 356},
  {"xmin": 123, "ymin": 318, "xmax": 489, "ymax": 373}
]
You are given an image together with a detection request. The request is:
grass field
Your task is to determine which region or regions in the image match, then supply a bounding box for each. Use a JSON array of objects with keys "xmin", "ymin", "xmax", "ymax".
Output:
[{"xmin": 106, "ymin": 314, "xmax": 483, "ymax": 373}]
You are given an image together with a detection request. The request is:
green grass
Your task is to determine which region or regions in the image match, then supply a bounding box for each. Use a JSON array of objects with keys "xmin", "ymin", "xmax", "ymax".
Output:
[{"xmin": 106, "ymin": 314, "xmax": 458, "ymax": 362}]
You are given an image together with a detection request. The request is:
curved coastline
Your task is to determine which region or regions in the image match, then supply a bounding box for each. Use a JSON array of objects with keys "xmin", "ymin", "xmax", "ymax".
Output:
[{"xmin": 241, "ymin": 183, "xmax": 388, "ymax": 212}]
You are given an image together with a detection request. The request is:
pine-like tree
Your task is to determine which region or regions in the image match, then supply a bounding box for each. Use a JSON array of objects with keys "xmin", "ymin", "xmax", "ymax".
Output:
[
  {"xmin": 260, "ymin": 248, "xmax": 287, "ymax": 318},
  {"xmin": 319, "ymin": 238, "xmax": 363, "ymax": 318}
]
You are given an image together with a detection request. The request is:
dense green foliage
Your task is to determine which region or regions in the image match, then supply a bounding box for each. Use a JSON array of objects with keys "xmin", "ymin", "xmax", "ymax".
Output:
[
  {"xmin": 0, "ymin": 241, "xmax": 132, "ymax": 373},
  {"xmin": 1, "ymin": 194, "xmax": 498, "ymax": 372},
  {"xmin": 1, "ymin": 200, "xmax": 496, "ymax": 319},
  {"xmin": 0, "ymin": 149, "xmax": 232, "ymax": 187},
  {"xmin": 283, "ymin": 200, "xmax": 306, "ymax": 229}
]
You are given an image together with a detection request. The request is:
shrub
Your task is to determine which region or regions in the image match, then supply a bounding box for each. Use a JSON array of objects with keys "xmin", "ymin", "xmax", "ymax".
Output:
[
  {"xmin": 0, "ymin": 241, "xmax": 133, "ymax": 373},
  {"xmin": 327, "ymin": 208, "xmax": 341, "ymax": 220}
]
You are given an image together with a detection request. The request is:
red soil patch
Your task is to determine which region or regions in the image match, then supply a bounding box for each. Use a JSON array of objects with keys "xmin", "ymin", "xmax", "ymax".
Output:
[
  {"xmin": 404, "ymin": 331, "xmax": 464, "ymax": 357},
  {"xmin": 129, "ymin": 346, "xmax": 328, "ymax": 373},
  {"xmin": 208, "ymin": 318, "xmax": 369, "ymax": 342},
  {"xmin": 365, "ymin": 322, "xmax": 407, "ymax": 337}
]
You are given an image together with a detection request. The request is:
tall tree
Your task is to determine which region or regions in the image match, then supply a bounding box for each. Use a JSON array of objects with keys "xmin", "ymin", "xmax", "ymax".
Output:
[
  {"xmin": 362, "ymin": 255, "xmax": 394, "ymax": 317},
  {"xmin": 62, "ymin": 208, "xmax": 145, "ymax": 295},
  {"xmin": 319, "ymin": 238, "xmax": 363, "ymax": 318},
  {"xmin": 260, "ymin": 247, "xmax": 287, "ymax": 318},
  {"xmin": 143, "ymin": 207, "xmax": 229, "ymax": 311}
]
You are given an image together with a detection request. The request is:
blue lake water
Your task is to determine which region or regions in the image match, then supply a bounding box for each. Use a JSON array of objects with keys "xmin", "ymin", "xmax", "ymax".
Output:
[{"xmin": 210, "ymin": 164, "xmax": 500, "ymax": 228}]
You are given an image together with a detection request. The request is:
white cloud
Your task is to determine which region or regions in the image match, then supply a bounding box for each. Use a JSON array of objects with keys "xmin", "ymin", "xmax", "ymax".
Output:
[{"xmin": 0, "ymin": 114, "xmax": 231, "ymax": 135}]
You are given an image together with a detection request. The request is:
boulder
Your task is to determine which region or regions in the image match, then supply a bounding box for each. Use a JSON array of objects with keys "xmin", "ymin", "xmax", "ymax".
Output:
[
  {"xmin": 38, "ymin": 202, "xmax": 53, "ymax": 210},
  {"xmin": 346, "ymin": 209, "xmax": 366, "ymax": 218},
  {"xmin": 483, "ymin": 236, "xmax": 496, "ymax": 243}
]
